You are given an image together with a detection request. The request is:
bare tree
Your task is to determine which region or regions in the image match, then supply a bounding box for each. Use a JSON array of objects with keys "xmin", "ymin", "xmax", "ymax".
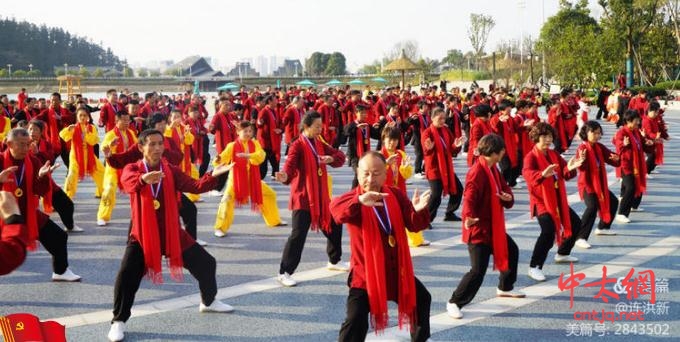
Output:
[
  {"xmin": 665, "ymin": 0, "xmax": 680, "ymax": 49},
  {"xmin": 468, "ymin": 13, "xmax": 496, "ymax": 68},
  {"xmin": 387, "ymin": 40, "xmax": 421, "ymax": 61}
]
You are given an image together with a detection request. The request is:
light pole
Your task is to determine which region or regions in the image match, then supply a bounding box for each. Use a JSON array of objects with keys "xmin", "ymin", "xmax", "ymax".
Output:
[
  {"xmin": 64, "ymin": 63, "xmax": 68, "ymax": 75},
  {"xmin": 28, "ymin": 64, "xmax": 33, "ymax": 72},
  {"xmin": 78, "ymin": 64, "xmax": 83, "ymax": 76},
  {"xmin": 6, "ymin": 64, "xmax": 12, "ymax": 78}
]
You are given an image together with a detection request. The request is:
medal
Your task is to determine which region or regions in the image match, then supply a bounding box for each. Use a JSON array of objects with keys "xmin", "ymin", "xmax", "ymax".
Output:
[
  {"xmin": 153, "ymin": 199, "xmax": 161, "ymax": 210},
  {"xmin": 13, "ymin": 163, "xmax": 25, "ymax": 198},
  {"xmin": 318, "ymin": 168, "xmax": 323, "ymax": 176},
  {"xmin": 364, "ymin": 139, "xmax": 369, "ymax": 145},
  {"xmin": 302, "ymin": 135, "xmax": 325, "ymax": 178},
  {"xmin": 554, "ymin": 181, "xmax": 559, "ymax": 189},
  {"xmin": 373, "ymin": 205, "xmax": 395, "ymax": 248},
  {"xmin": 143, "ymin": 161, "xmax": 163, "ymax": 211},
  {"xmin": 388, "ymin": 235, "xmax": 396, "ymax": 248},
  {"xmin": 14, "ymin": 188, "xmax": 23, "ymax": 197}
]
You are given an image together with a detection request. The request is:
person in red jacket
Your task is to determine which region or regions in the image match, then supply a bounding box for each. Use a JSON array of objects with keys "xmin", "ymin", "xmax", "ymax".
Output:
[
  {"xmin": 16, "ymin": 88, "xmax": 27, "ymax": 110},
  {"xmin": 641, "ymin": 101, "xmax": 666, "ymax": 177},
  {"xmin": 467, "ymin": 104, "xmax": 493, "ymax": 167},
  {"xmin": 447, "ymin": 134, "xmax": 525, "ymax": 320},
  {"xmin": 613, "ymin": 110, "xmax": 656, "ymax": 223},
  {"xmin": 107, "ymin": 129, "xmax": 234, "ymax": 342},
  {"xmin": 274, "ymin": 111, "xmax": 347, "ymax": 287},
  {"xmin": 209, "ymin": 98, "xmax": 237, "ymax": 155},
  {"xmin": 0, "ymin": 189, "xmax": 30, "ymax": 275},
  {"xmin": 573, "ymin": 121, "xmax": 620, "ymax": 250},
  {"xmin": 492, "ymin": 100, "xmax": 522, "ymax": 187},
  {"xmin": 422, "ymin": 107, "xmax": 466, "ymax": 223},
  {"xmin": 256, "ymin": 95, "xmax": 282, "ymax": 180},
  {"xmin": 330, "ymin": 151, "xmax": 432, "ymax": 342},
  {"xmin": 282, "ymin": 96, "xmax": 304, "ymax": 155},
  {"xmin": 523, "ymin": 123, "xmax": 585, "ymax": 282},
  {"xmin": 98, "ymin": 89, "xmax": 120, "ymax": 132}
]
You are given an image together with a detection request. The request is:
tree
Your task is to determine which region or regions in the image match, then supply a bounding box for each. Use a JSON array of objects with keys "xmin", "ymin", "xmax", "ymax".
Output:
[
  {"xmin": 468, "ymin": 13, "xmax": 496, "ymax": 68},
  {"xmin": 359, "ymin": 61, "xmax": 381, "ymax": 75},
  {"xmin": 123, "ymin": 67, "xmax": 133, "ymax": 77},
  {"xmin": 386, "ymin": 40, "xmax": 420, "ymax": 62},
  {"xmin": 665, "ymin": 0, "xmax": 680, "ymax": 49},
  {"xmin": 93, "ymin": 68, "xmax": 104, "ymax": 78},
  {"xmin": 305, "ymin": 52, "xmax": 327, "ymax": 76},
  {"xmin": 325, "ymin": 52, "xmax": 346, "ymax": 75},
  {"xmin": 12, "ymin": 70, "xmax": 27, "ymax": 77},
  {"xmin": 0, "ymin": 69, "xmax": 8, "ymax": 78},
  {"xmin": 442, "ymin": 49, "xmax": 465, "ymax": 69},
  {"xmin": 26, "ymin": 69, "xmax": 41, "ymax": 77},
  {"xmin": 137, "ymin": 68, "xmax": 149, "ymax": 77},
  {"xmin": 79, "ymin": 68, "xmax": 90, "ymax": 77},
  {"xmin": 150, "ymin": 70, "xmax": 161, "ymax": 77},
  {"xmin": 599, "ymin": 0, "xmax": 662, "ymax": 86}
]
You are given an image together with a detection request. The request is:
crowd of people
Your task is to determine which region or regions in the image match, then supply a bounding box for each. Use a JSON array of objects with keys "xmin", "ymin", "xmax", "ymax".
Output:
[{"xmin": 0, "ymin": 81, "xmax": 671, "ymax": 341}]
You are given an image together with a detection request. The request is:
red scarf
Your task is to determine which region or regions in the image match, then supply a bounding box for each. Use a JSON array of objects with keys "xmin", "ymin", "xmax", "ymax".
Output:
[
  {"xmin": 355, "ymin": 122, "xmax": 370, "ymax": 157},
  {"xmin": 622, "ymin": 127, "xmax": 647, "ymax": 197},
  {"xmin": 300, "ymin": 135, "xmax": 332, "ymax": 232},
  {"xmin": 170, "ymin": 127, "xmax": 192, "ymax": 176},
  {"xmin": 358, "ymin": 186, "xmax": 416, "ymax": 333},
  {"xmin": 131, "ymin": 160, "xmax": 183, "ymax": 284},
  {"xmin": 187, "ymin": 118, "xmax": 204, "ymax": 167},
  {"xmin": 582, "ymin": 142, "xmax": 612, "ymax": 224},
  {"xmin": 2, "ymin": 150, "xmax": 38, "ymax": 250},
  {"xmin": 531, "ymin": 147, "xmax": 572, "ymax": 244},
  {"xmin": 430, "ymin": 127, "xmax": 457, "ymax": 195},
  {"xmin": 46, "ymin": 108, "xmax": 61, "ymax": 153},
  {"xmin": 73, "ymin": 124, "xmax": 96, "ymax": 179},
  {"xmin": 232, "ymin": 140, "xmax": 263, "ymax": 211},
  {"xmin": 0, "ymin": 117, "xmax": 7, "ymax": 133},
  {"xmin": 501, "ymin": 118, "xmax": 519, "ymax": 167},
  {"xmin": 214, "ymin": 112, "xmax": 233, "ymax": 153},
  {"xmin": 381, "ymin": 147, "xmax": 406, "ymax": 192},
  {"xmin": 113, "ymin": 127, "xmax": 135, "ymax": 189},
  {"xmin": 478, "ymin": 158, "xmax": 509, "ymax": 271}
]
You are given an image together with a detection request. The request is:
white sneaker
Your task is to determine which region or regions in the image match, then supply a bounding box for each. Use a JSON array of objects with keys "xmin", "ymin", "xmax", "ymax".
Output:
[
  {"xmin": 414, "ymin": 173, "xmax": 425, "ymax": 179},
  {"xmin": 418, "ymin": 240, "xmax": 431, "ymax": 247},
  {"xmin": 446, "ymin": 302, "xmax": 463, "ymax": 319},
  {"xmin": 214, "ymin": 230, "xmax": 226, "ymax": 238},
  {"xmin": 208, "ymin": 190, "xmax": 222, "ymax": 197},
  {"xmin": 554, "ymin": 254, "xmax": 579, "ymax": 263},
  {"xmin": 277, "ymin": 272, "xmax": 297, "ymax": 287},
  {"xmin": 631, "ymin": 207, "xmax": 645, "ymax": 212},
  {"xmin": 68, "ymin": 225, "xmax": 84, "ymax": 233},
  {"xmin": 595, "ymin": 228, "xmax": 616, "ymax": 236},
  {"xmin": 107, "ymin": 321, "xmax": 125, "ymax": 342},
  {"xmin": 528, "ymin": 267, "xmax": 546, "ymax": 282},
  {"xmin": 575, "ymin": 239, "xmax": 591, "ymax": 249},
  {"xmin": 199, "ymin": 299, "xmax": 234, "ymax": 313},
  {"xmin": 646, "ymin": 174, "xmax": 654, "ymax": 179},
  {"xmin": 327, "ymin": 261, "xmax": 350, "ymax": 272},
  {"xmin": 195, "ymin": 239, "xmax": 208, "ymax": 246},
  {"xmin": 496, "ymin": 288, "xmax": 526, "ymax": 298},
  {"xmin": 97, "ymin": 219, "xmax": 107, "ymax": 226},
  {"xmin": 52, "ymin": 268, "xmax": 81, "ymax": 282},
  {"xmin": 651, "ymin": 169, "xmax": 660, "ymax": 174},
  {"xmin": 615, "ymin": 214, "xmax": 631, "ymax": 224}
]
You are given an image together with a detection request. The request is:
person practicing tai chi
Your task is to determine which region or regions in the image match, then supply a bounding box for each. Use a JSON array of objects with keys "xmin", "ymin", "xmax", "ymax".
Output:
[
  {"xmin": 107, "ymin": 129, "xmax": 235, "ymax": 342},
  {"xmin": 446, "ymin": 134, "xmax": 525, "ymax": 320},
  {"xmin": 330, "ymin": 151, "xmax": 433, "ymax": 342},
  {"xmin": 213, "ymin": 120, "xmax": 285, "ymax": 237},
  {"xmin": 60, "ymin": 107, "xmax": 104, "ymax": 199}
]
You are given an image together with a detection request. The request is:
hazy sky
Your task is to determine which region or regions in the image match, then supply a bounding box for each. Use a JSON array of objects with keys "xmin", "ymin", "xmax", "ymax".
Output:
[{"xmin": 4, "ymin": 0, "xmax": 602, "ymax": 71}]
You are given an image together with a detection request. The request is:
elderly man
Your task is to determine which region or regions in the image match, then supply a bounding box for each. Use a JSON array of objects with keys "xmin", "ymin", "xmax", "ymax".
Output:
[{"xmin": 330, "ymin": 151, "xmax": 432, "ymax": 342}]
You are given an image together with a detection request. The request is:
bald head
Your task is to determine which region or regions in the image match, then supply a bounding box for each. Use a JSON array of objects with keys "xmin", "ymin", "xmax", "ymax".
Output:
[{"xmin": 357, "ymin": 152, "xmax": 387, "ymax": 192}]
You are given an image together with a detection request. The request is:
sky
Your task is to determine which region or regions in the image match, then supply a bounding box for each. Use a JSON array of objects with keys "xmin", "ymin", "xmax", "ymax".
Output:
[{"xmin": 3, "ymin": 0, "xmax": 602, "ymax": 72}]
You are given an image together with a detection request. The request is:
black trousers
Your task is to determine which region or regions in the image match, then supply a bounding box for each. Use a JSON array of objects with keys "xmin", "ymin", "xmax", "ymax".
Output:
[
  {"xmin": 214, "ymin": 172, "xmax": 228, "ymax": 192},
  {"xmin": 338, "ymin": 277, "xmax": 431, "ymax": 342},
  {"xmin": 645, "ymin": 151, "xmax": 657, "ymax": 174},
  {"xmin": 198, "ymin": 135, "xmax": 211, "ymax": 177},
  {"xmin": 39, "ymin": 219, "xmax": 69, "ymax": 274},
  {"xmin": 619, "ymin": 174, "xmax": 642, "ymax": 217},
  {"xmin": 596, "ymin": 106, "xmax": 607, "ymax": 120},
  {"xmin": 578, "ymin": 190, "xmax": 619, "ymax": 240},
  {"xmin": 427, "ymin": 177, "xmax": 463, "ymax": 222},
  {"xmin": 259, "ymin": 148, "xmax": 279, "ymax": 179},
  {"xmin": 529, "ymin": 208, "xmax": 581, "ymax": 268},
  {"xmin": 279, "ymin": 209, "xmax": 342, "ymax": 275},
  {"xmin": 52, "ymin": 187, "xmax": 74, "ymax": 230},
  {"xmin": 413, "ymin": 143, "xmax": 424, "ymax": 174},
  {"xmin": 179, "ymin": 194, "xmax": 198, "ymax": 240},
  {"xmin": 112, "ymin": 241, "xmax": 217, "ymax": 322},
  {"xmin": 449, "ymin": 235, "xmax": 519, "ymax": 308},
  {"xmin": 60, "ymin": 139, "xmax": 70, "ymax": 169},
  {"xmin": 499, "ymin": 154, "xmax": 521, "ymax": 187}
]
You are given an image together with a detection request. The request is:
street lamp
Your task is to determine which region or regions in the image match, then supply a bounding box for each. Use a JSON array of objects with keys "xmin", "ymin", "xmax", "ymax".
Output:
[
  {"xmin": 64, "ymin": 63, "xmax": 68, "ymax": 75},
  {"xmin": 78, "ymin": 64, "xmax": 83, "ymax": 75},
  {"xmin": 6, "ymin": 64, "xmax": 12, "ymax": 78},
  {"xmin": 28, "ymin": 64, "xmax": 33, "ymax": 72}
]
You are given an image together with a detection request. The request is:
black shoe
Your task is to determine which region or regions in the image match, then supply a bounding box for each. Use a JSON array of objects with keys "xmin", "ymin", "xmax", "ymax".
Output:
[{"xmin": 444, "ymin": 214, "xmax": 461, "ymax": 222}]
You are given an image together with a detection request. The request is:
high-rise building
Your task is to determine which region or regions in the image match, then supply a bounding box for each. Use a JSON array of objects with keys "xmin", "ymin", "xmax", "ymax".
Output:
[{"xmin": 256, "ymin": 56, "xmax": 269, "ymax": 76}]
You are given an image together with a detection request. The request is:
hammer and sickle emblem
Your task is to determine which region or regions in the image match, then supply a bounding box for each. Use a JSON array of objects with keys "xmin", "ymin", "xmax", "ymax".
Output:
[{"xmin": 15, "ymin": 321, "xmax": 24, "ymax": 331}]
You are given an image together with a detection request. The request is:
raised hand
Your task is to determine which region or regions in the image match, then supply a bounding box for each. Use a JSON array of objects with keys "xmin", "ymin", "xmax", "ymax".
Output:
[
  {"xmin": 541, "ymin": 164, "xmax": 558, "ymax": 178},
  {"xmin": 319, "ymin": 155, "xmax": 334, "ymax": 164},
  {"xmin": 358, "ymin": 191, "xmax": 388, "ymax": 207},
  {"xmin": 141, "ymin": 171, "xmax": 164, "ymax": 184},
  {"xmin": 402, "ymin": 155, "xmax": 412, "ymax": 166},
  {"xmin": 423, "ymin": 138, "xmax": 434, "ymax": 151},
  {"xmin": 454, "ymin": 136, "xmax": 467, "ymax": 147},
  {"xmin": 38, "ymin": 161, "xmax": 60, "ymax": 178},
  {"xmin": 464, "ymin": 217, "xmax": 480, "ymax": 228},
  {"xmin": 110, "ymin": 137, "xmax": 119, "ymax": 147},
  {"xmin": 568, "ymin": 153, "xmax": 586, "ymax": 171},
  {"xmin": 385, "ymin": 154, "xmax": 398, "ymax": 165},
  {"xmin": 497, "ymin": 191, "xmax": 512, "ymax": 202},
  {"xmin": 609, "ymin": 153, "xmax": 620, "ymax": 162},
  {"xmin": 623, "ymin": 136, "xmax": 630, "ymax": 146},
  {"xmin": 274, "ymin": 171, "xmax": 288, "ymax": 183},
  {"xmin": 411, "ymin": 188, "xmax": 432, "ymax": 212},
  {"xmin": 212, "ymin": 162, "xmax": 235, "ymax": 177}
]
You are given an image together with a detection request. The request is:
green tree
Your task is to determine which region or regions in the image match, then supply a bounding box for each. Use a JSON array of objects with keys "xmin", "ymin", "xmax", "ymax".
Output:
[
  {"xmin": 442, "ymin": 49, "xmax": 465, "ymax": 69},
  {"xmin": 468, "ymin": 13, "xmax": 496, "ymax": 68},
  {"xmin": 0, "ymin": 69, "xmax": 8, "ymax": 77},
  {"xmin": 359, "ymin": 61, "xmax": 381, "ymax": 75},
  {"xmin": 150, "ymin": 70, "xmax": 161, "ymax": 77},
  {"xmin": 79, "ymin": 68, "xmax": 90, "ymax": 77},
  {"xmin": 137, "ymin": 68, "xmax": 149, "ymax": 77},
  {"xmin": 54, "ymin": 69, "xmax": 66, "ymax": 76},
  {"xmin": 12, "ymin": 70, "xmax": 27, "ymax": 77},
  {"xmin": 93, "ymin": 68, "xmax": 104, "ymax": 78},
  {"xmin": 123, "ymin": 67, "xmax": 133, "ymax": 77},
  {"xmin": 305, "ymin": 52, "xmax": 329, "ymax": 76},
  {"xmin": 26, "ymin": 69, "xmax": 41, "ymax": 77},
  {"xmin": 325, "ymin": 52, "xmax": 346, "ymax": 75}
]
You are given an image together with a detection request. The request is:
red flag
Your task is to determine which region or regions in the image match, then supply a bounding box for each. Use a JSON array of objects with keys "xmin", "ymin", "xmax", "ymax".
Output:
[{"xmin": 0, "ymin": 313, "xmax": 44, "ymax": 341}]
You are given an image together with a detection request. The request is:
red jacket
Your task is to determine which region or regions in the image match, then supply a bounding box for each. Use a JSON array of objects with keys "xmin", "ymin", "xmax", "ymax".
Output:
[
  {"xmin": 462, "ymin": 161, "xmax": 514, "ymax": 245},
  {"xmin": 281, "ymin": 136, "xmax": 345, "ymax": 211},
  {"xmin": 282, "ymin": 106, "xmax": 304, "ymax": 144},
  {"xmin": 330, "ymin": 187, "xmax": 430, "ymax": 296},
  {"xmin": 613, "ymin": 127, "xmax": 655, "ymax": 175},
  {"xmin": 522, "ymin": 149, "xmax": 576, "ymax": 217},
  {"xmin": 99, "ymin": 102, "xmax": 122, "ymax": 131},
  {"xmin": 421, "ymin": 126, "xmax": 461, "ymax": 180},
  {"xmin": 576, "ymin": 142, "xmax": 619, "ymax": 195}
]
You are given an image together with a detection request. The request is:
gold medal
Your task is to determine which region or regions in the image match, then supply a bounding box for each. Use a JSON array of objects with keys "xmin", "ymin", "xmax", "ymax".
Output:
[
  {"xmin": 318, "ymin": 168, "xmax": 323, "ymax": 176},
  {"xmin": 388, "ymin": 235, "xmax": 396, "ymax": 248},
  {"xmin": 14, "ymin": 188, "xmax": 23, "ymax": 197},
  {"xmin": 153, "ymin": 199, "xmax": 161, "ymax": 210},
  {"xmin": 554, "ymin": 181, "xmax": 559, "ymax": 189},
  {"xmin": 364, "ymin": 139, "xmax": 369, "ymax": 145}
]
